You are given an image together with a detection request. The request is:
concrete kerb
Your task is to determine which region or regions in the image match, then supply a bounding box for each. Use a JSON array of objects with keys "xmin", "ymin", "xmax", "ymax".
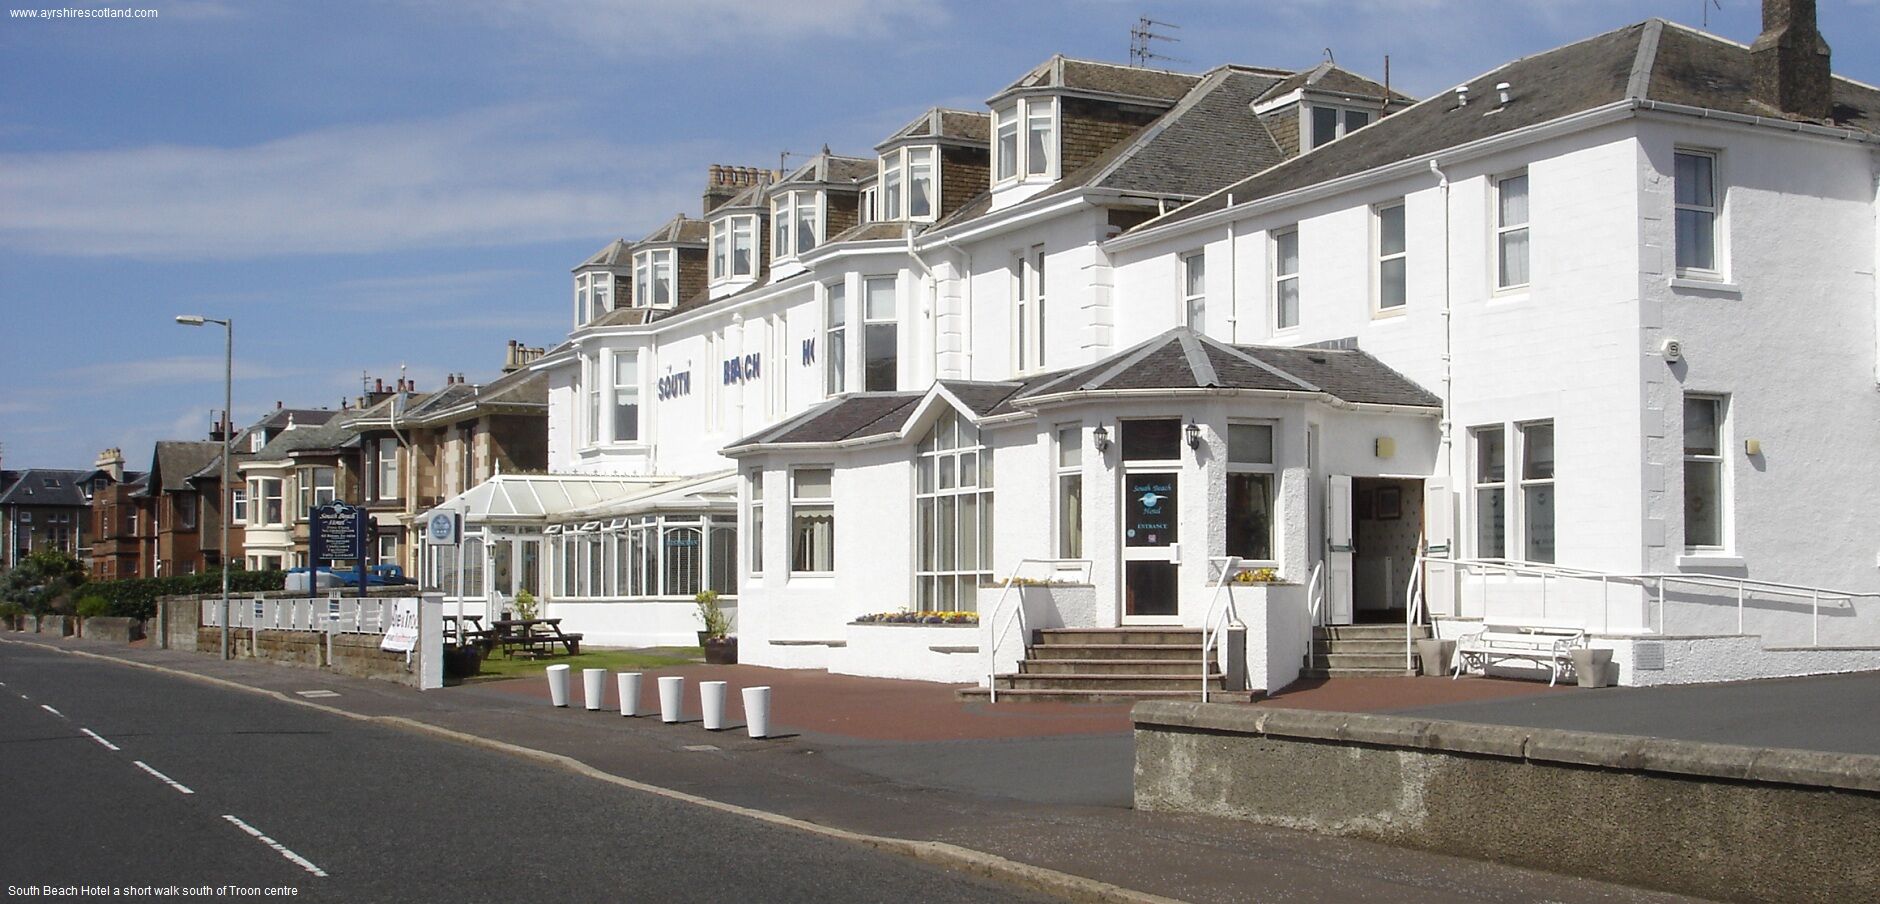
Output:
[
  {"xmin": 1133, "ymin": 700, "xmax": 1880, "ymax": 794},
  {"xmin": 0, "ymin": 638, "xmax": 1177, "ymax": 904}
]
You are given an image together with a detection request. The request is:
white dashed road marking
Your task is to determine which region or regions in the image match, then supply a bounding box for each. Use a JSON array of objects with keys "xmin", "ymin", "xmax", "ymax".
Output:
[
  {"xmin": 79, "ymin": 728, "xmax": 120, "ymax": 751},
  {"xmin": 40, "ymin": 704, "xmax": 64, "ymax": 718},
  {"xmin": 223, "ymin": 815, "xmax": 329, "ymax": 878},
  {"xmin": 132, "ymin": 760, "xmax": 195, "ymax": 795},
  {"xmin": 295, "ymin": 690, "xmax": 340, "ymax": 698}
]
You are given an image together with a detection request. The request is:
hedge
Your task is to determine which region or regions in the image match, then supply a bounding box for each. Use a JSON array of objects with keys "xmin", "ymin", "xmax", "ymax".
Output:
[{"xmin": 83, "ymin": 569, "xmax": 287, "ymax": 620}]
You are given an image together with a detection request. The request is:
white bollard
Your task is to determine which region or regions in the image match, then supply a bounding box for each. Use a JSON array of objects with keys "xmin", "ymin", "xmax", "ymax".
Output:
[
  {"xmin": 700, "ymin": 681, "xmax": 728, "ymax": 731},
  {"xmin": 546, "ymin": 664, "xmax": 570, "ymax": 707},
  {"xmin": 617, "ymin": 672, "xmax": 642, "ymax": 717},
  {"xmin": 742, "ymin": 685, "xmax": 771, "ymax": 739},
  {"xmin": 657, "ymin": 675, "xmax": 684, "ymax": 723},
  {"xmin": 582, "ymin": 668, "xmax": 607, "ymax": 711}
]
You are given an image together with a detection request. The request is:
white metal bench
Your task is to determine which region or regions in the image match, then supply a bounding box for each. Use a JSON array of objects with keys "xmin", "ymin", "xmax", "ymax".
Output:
[{"xmin": 1452, "ymin": 624, "xmax": 1588, "ymax": 687}]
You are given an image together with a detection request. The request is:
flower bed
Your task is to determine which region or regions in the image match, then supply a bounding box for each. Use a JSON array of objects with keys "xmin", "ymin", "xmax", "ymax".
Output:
[{"xmin": 852, "ymin": 610, "xmax": 979, "ymax": 626}]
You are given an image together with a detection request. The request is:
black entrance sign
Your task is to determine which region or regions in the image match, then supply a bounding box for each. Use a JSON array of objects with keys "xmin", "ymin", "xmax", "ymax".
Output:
[
  {"xmin": 1124, "ymin": 474, "xmax": 1177, "ymax": 547},
  {"xmin": 310, "ymin": 501, "xmax": 368, "ymax": 562}
]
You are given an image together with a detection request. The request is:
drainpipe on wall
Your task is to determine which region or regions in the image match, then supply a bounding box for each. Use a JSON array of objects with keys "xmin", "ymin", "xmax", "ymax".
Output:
[
  {"xmin": 906, "ymin": 229, "xmax": 940, "ymax": 381},
  {"xmin": 1428, "ymin": 159, "xmax": 1455, "ymax": 476},
  {"xmin": 1225, "ymin": 193, "xmax": 1238, "ymax": 343}
]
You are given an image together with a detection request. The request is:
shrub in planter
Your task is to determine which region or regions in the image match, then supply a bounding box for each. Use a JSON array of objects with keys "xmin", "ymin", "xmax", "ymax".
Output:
[
  {"xmin": 76, "ymin": 595, "xmax": 111, "ymax": 619},
  {"xmin": 0, "ymin": 601, "xmax": 24, "ymax": 631},
  {"xmin": 512, "ymin": 589, "xmax": 539, "ymax": 621}
]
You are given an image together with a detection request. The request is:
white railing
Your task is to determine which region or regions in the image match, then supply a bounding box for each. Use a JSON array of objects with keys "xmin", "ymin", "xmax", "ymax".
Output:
[
  {"xmin": 1404, "ymin": 534, "xmax": 1428, "ymax": 672},
  {"xmin": 202, "ymin": 593, "xmax": 399, "ymax": 636},
  {"xmin": 1422, "ymin": 557, "xmax": 1880, "ymax": 647},
  {"xmin": 1200, "ymin": 556, "xmax": 1248, "ymax": 703},
  {"xmin": 984, "ymin": 558, "xmax": 1093, "ymax": 703},
  {"xmin": 1303, "ymin": 560, "xmax": 1327, "ymax": 669}
]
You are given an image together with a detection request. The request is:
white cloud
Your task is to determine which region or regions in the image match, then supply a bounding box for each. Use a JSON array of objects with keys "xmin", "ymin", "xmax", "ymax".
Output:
[
  {"xmin": 433, "ymin": 0, "xmax": 948, "ymax": 53},
  {"xmin": 0, "ymin": 105, "xmax": 702, "ymax": 260},
  {"xmin": 56, "ymin": 356, "xmax": 309, "ymax": 393}
]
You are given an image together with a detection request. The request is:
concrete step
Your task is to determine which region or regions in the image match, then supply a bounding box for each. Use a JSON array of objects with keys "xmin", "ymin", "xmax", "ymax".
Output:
[
  {"xmin": 1313, "ymin": 624, "xmax": 1432, "ymax": 641},
  {"xmin": 1019, "ymin": 659, "xmax": 1218, "ymax": 676},
  {"xmin": 958, "ymin": 686, "xmax": 1256, "ymax": 704},
  {"xmin": 1298, "ymin": 667, "xmax": 1420, "ymax": 679},
  {"xmin": 1034, "ymin": 628, "xmax": 1202, "ymax": 647},
  {"xmin": 1026, "ymin": 643, "xmax": 1205, "ymax": 661},
  {"xmin": 1315, "ymin": 639, "xmax": 1415, "ymax": 654},
  {"xmin": 994, "ymin": 672, "xmax": 1226, "ymax": 692},
  {"xmin": 1309, "ymin": 652, "xmax": 1419, "ymax": 670}
]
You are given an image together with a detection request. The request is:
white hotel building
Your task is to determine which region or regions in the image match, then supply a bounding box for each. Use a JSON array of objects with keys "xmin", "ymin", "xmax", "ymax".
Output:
[{"xmin": 428, "ymin": 5, "xmax": 1880, "ymax": 693}]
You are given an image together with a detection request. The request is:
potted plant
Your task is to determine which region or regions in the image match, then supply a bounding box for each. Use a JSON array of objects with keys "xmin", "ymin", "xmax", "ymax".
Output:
[
  {"xmin": 512, "ymin": 589, "xmax": 539, "ymax": 621},
  {"xmin": 696, "ymin": 591, "xmax": 736, "ymax": 664}
]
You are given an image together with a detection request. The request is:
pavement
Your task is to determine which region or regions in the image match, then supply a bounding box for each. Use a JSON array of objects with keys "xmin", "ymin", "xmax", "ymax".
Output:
[{"xmin": 0, "ymin": 632, "xmax": 1711, "ymax": 904}]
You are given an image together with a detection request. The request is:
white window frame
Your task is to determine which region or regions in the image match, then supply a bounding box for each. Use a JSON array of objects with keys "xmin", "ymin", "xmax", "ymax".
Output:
[
  {"xmin": 1272, "ymin": 227, "xmax": 1300, "ymax": 331},
  {"xmin": 747, "ymin": 470, "xmax": 765, "ymax": 579},
  {"xmin": 1471, "ymin": 425, "xmax": 1507, "ymax": 560},
  {"xmin": 825, "ymin": 280, "xmax": 847, "ymax": 397},
  {"xmin": 771, "ymin": 191, "xmax": 823, "ymax": 262},
  {"xmin": 253, "ymin": 477, "xmax": 283, "ymax": 527},
  {"xmin": 862, "ymin": 276, "xmax": 898, "ymax": 392},
  {"xmin": 993, "ymin": 97, "xmax": 1057, "ymax": 187},
  {"xmin": 610, "ymin": 349, "xmax": 641, "ymax": 444},
  {"xmin": 632, "ymin": 249, "xmax": 675, "ymax": 308},
  {"xmin": 229, "ymin": 487, "xmax": 247, "ymax": 523},
  {"xmin": 1682, "ymin": 394, "xmax": 1730, "ymax": 552},
  {"xmin": 1180, "ymin": 250, "xmax": 1206, "ymax": 331},
  {"xmin": 1374, "ymin": 200, "xmax": 1407, "ymax": 314},
  {"xmin": 1055, "ymin": 424, "xmax": 1082, "ymax": 560},
  {"xmin": 1516, "ymin": 419, "xmax": 1554, "ymax": 564},
  {"xmin": 1673, "ymin": 148, "xmax": 1722, "ymax": 278},
  {"xmin": 574, "ymin": 272, "xmax": 592, "ymax": 326},
  {"xmin": 878, "ymin": 148, "xmax": 937, "ymax": 223},
  {"xmin": 296, "ymin": 466, "xmax": 336, "ymax": 520},
  {"xmin": 377, "ymin": 437, "xmax": 400, "ymax": 500},
  {"xmin": 711, "ymin": 215, "xmax": 757, "ymax": 283},
  {"xmin": 858, "ymin": 185, "xmax": 878, "ymax": 225},
  {"xmin": 914, "ymin": 409, "xmax": 993, "ymax": 612},
  {"xmin": 789, "ymin": 466, "xmax": 835, "ymax": 575},
  {"xmin": 1304, "ymin": 104, "xmax": 1373, "ymax": 150},
  {"xmin": 1494, "ymin": 172, "xmax": 1530, "ymax": 291},
  {"xmin": 1225, "ymin": 421, "xmax": 1279, "ymax": 567},
  {"xmin": 1014, "ymin": 247, "xmax": 1046, "ymax": 373},
  {"xmin": 583, "ymin": 354, "xmax": 602, "ymax": 447}
]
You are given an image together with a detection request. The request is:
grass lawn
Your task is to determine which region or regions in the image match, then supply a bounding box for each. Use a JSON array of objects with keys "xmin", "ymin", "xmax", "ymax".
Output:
[{"xmin": 466, "ymin": 646, "xmax": 702, "ymax": 682}]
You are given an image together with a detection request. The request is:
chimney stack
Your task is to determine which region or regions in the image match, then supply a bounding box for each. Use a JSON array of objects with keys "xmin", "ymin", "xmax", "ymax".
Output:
[
  {"xmin": 1751, "ymin": 0, "xmax": 1833, "ymax": 120},
  {"xmin": 94, "ymin": 448, "xmax": 125, "ymax": 483},
  {"xmin": 502, "ymin": 339, "xmax": 546, "ymax": 373},
  {"xmin": 702, "ymin": 164, "xmax": 781, "ymax": 216}
]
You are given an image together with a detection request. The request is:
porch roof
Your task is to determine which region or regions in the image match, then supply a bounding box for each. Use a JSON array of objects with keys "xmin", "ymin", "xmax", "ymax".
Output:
[
  {"xmin": 426, "ymin": 473, "xmax": 666, "ymax": 525},
  {"xmin": 555, "ymin": 470, "xmax": 739, "ymax": 522}
]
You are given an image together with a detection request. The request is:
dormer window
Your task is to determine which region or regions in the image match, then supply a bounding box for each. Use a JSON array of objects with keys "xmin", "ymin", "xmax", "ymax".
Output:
[
  {"xmin": 710, "ymin": 215, "xmax": 757, "ymax": 282},
  {"xmin": 993, "ymin": 98, "xmax": 1056, "ymax": 186},
  {"xmin": 771, "ymin": 190, "xmax": 821, "ymax": 260},
  {"xmin": 1307, "ymin": 105, "xmax": 1372, "ymax": 150},
  {"xmin": 859, "ymin": 185, "xmax": 877, "ymax": 225},
  {"xmin": 878, "ymin": 147, "xmax": 937, "ymax": 222},
  {"xmin": 633, "ymin": 249, "xmax": 675, "ymax": 308},
  {"xmin": 574, "ymin": 271, "xmax": 612, "ymax": 325}
]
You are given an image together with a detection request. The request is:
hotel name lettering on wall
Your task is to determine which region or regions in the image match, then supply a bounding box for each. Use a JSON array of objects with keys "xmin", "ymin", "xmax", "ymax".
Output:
[
  {"xmin": 657, "ymin": 370, "xmax": 692, "ymax": 401},
  {"xmin": 801, "ymin": 338, "xmax": 815, "ymax": 366},
  {"xmin": 722, "ymin": 352, "xmax": 761, "ymax": 385}
]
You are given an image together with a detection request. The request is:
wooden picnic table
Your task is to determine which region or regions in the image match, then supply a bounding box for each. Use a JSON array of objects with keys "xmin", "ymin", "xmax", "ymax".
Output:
[
  {"xmin": 489, "ymin": 618, "xmax": 584, "ymax": 658},
  {"xmin": 443, "ymin": 615, "xmax": 496, "ymax": 651}
]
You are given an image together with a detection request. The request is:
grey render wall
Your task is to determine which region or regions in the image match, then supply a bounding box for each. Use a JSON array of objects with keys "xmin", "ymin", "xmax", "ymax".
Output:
[{"xmin": 1134, "ymin": 702, "xmax": 1880, "ymax": 904}]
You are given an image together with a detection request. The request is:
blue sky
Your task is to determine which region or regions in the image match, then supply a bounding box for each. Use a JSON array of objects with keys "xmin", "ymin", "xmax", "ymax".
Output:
[{"xmin": 3, "ymin": 0, "xmax": 1877, "ymax": 469}]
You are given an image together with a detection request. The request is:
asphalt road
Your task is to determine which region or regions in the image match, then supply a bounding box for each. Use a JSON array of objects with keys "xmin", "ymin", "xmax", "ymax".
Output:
[{"xmin": 0, "ymin": 642, "xmax": 1057, "ymax": 903}]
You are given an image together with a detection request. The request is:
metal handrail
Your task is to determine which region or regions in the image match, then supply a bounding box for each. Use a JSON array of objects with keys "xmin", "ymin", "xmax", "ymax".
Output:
[
  {"xmin": 1423, "ymin": 556, "xmax": 1879, "ymax": 647},
  {"xmin": 984, "ymin": 558, "xmax": 1094, "ymax": 702},
  {"xmin": 1404, "ymin": 536, "xmax": 1427, "ymax": 672},
  {"xmin": 1200, "ymin": 556, "xmax": 1247, "ymax": 703},
  {"xmin": 1303, "ymin": 560, "xmax": 1326, "ymax": 670}
]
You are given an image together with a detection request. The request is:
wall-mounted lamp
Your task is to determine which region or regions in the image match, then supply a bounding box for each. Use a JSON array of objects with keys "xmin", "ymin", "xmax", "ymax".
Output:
[
  {"xmin": 1375, "ymin": 436, "xmax": 1396, "ymax": 459},
  {"xmin": 1744, "ymin": 438, "xmax": 1762, "ymax": 456},
  {"xmin": 1185, "ymin": 422, "xmax": 1201, "ymax": 450},
  {"xmin": 1092, "ymin": 425, "xmax": 1111, "ymax": 453}
]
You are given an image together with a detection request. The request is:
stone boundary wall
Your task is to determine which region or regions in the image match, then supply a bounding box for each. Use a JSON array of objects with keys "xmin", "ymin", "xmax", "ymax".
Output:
[
  {"xmin": 196, "ymin": 626, "xmax": 420, "ymax": 687},
  {"xmin": 1133, "ymin": 702, "xmax": 1880, "ymax": 904}
]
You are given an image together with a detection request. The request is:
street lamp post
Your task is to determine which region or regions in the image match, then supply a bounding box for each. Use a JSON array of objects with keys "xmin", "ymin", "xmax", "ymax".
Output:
[{"xmin": 176, "ymin": 314, "xmax": 233, "ymax": 661}]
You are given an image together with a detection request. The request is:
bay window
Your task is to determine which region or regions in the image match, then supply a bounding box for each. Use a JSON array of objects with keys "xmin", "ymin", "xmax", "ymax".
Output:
[
  {"xmin": 612, "ymin": 350, "xmax": 640, "ymax": 443},
  {"xmin": 633, "ymin": 249, "xmax": 674, "ymax": 308},
  {"xmin": 878, "ymin": 148, "xmax": 936, "ymax": 223},
  {"xmin": 859, "ymin": 185, "xmax": 877, "ymax": 224},
  {"xmin": 863, "ymin": 276, "xmax": 897, "ymax": 391},
  {"xmin": 791, "ymin": 467, "xmax": 834, "ymax": 573},
  {"xmin": 916, "ymin": 410, "xmax": 993, "ymax": 611},
  {"xmin": 296, "ymin": 466, "xmax": 335, "ymax": 519},
  {"xmin": 993, "ymin": 98, "xmax": 1056, "ymax": 185},
  {"xmin": 1225, "ymin": 423, "xmax": 1276, "ymax": 563},
  {"xmin": 771, "ymin": 191, "xmax": 821, "ymax": 260},
  {"xmin": 881, "ymin": 156, "xmax": 904, "ymax": 221},
  {"xmin": 584, "ymin": 355, "xmax": 601, "ymax": 445},
  {"xmin": 253, "ymin": 478, "xmax": 283, "ymax": 526},
  {"xmin": 711, "ymin": 216, "xmax": 757, "ymax": 282},
  {"xmin": 376, "ymin": 437, "xmax": 399, "ymax": 500},
  {"xmin": 825, "ymin": 281, "xmax": 847, "ymax": 395}
]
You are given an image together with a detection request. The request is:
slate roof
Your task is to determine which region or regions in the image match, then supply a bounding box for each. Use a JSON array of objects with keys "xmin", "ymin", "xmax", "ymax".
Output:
[
  {"xmin": 576, "ymin": 238, "xmax": 633, "ymax": 270},
  {"xmin": 1024, "ymin": 328, "xmax": 1440, "ymax": 408},
  {"xmin": 247, "ymin": 420, "xmax": 357, "ymax": 463},
  {"xmin": 1255, "ymin": 61, "xmax": 1415, "ymax": 105},
  {"xmin": 1146, "ymin": 19, "xmax": 1880, "ymax": 231},
  {"xmin": 728, "ymin": 392, "xmax": 924, "ymax": 448},
  {"xmin": 880, "ymin": 108, "xmax": 990, "ymax": 148},
  {"xmin": 256, "ymin": 408, "xmax": 338, "ymax": 431},
  {"xmin": 995, "ymin": 55, "xmax": 1201, "ymax": 103},
  {"xmin": 635, "ymin": 214, "xmax": 709, "ymax": 247},
  {"xmin": 587, "ymin": 306, "xmax": 659, "ymax": 328},
  {"xmin": 0, "ymin": 469, "xmax": 95, "ymax": 507},
  {"xmin": 823, "ymin": 221, "xmax": 910, "ymax": 244},
  {"xmin": 775, "ymin": 152, "xmax": 876, "ymax": 188},
  {"xmin": 148, "ymin": 442, "xmax": 224, "ymax": 492}
]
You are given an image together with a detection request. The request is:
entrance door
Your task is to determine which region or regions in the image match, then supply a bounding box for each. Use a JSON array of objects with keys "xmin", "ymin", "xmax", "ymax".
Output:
[
  {"xmin": 1325, "ymin": 474, "xmax": 1354, "ymax": 626},
  {"xmin": 1122, "ymin": 468, "xmax": 1180, "ymax": 622}
]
